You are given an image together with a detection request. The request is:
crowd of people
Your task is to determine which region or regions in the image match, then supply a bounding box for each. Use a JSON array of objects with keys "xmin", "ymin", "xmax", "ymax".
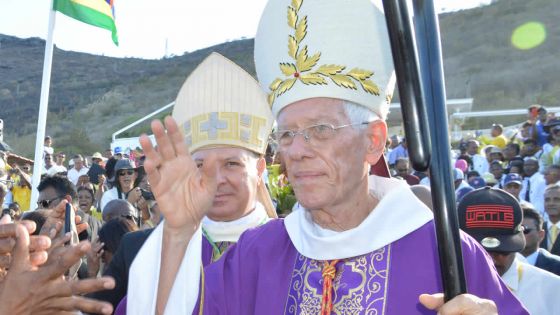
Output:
[
  {"xmin": 0, "ymin": 137, "xmax": 163, "ymax": 313},
  {"xmin": 386, "ymin": 104, "xmax": 560, "ymax": 313},
  {"xmin": 0, "ymin": 0, "xmax": 557, "ymax": 314}
]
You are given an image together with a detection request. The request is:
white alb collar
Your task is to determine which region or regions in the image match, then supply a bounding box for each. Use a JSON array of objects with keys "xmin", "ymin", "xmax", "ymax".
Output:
[
  {"xmin": 502, "ymin": 257, "xmax": 521, "ymax": 292},
  {"xmin": 285, "ymin": 175, "xmax": 433, "ymax": 260},
  {"xmin": 202, "ymin": 202, "xmax": 269, "ymax": 242}
]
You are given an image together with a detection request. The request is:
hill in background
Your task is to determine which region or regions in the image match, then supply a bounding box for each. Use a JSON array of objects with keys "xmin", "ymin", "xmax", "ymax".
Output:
[{"xmin": 0, "ymin": 0, "xmax": 558, "ymax": 159}]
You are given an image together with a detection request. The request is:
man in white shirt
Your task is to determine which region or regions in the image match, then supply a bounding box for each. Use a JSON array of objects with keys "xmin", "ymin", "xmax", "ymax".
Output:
[
  {"xmin": 466, "ymin": 139, "xmax": 489, "ymax": 174},
  {"xmin": 67, "ymin": 154, "xmax": 89, "ymax": 186},
  {"xmin": 459, "ymin": 187, "xmax": 560, "ymax": 315},
  {"xmin": 520, "ymin": 157, "xmax": 546, "ymax": 217}
]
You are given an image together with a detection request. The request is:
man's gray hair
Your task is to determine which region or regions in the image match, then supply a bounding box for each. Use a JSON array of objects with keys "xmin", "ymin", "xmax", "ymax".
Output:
[{"xmin": 342, "ymin": 100, "xmax": 379, "ymax": 128}]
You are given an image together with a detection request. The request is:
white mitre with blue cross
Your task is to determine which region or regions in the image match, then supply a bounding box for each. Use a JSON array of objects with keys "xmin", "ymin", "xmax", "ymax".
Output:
[
  {"xmin": 173, "ymin": 52, "xmax": 274, "ymax": 155},
  {"xmin": 254, "ymin": 0, "xmax": 396, "ymax": 120}
]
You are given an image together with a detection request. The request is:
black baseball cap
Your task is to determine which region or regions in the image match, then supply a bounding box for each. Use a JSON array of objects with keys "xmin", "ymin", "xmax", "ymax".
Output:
[{"xmin": 458, "ymin": 187, "xmax": 525, "ymax": 253}]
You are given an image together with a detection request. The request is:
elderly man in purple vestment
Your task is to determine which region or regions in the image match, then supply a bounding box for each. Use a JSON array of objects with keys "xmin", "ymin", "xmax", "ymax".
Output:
[{"xmin": 128, "ymin": 0, "xmax": 528, "ymax": 314}]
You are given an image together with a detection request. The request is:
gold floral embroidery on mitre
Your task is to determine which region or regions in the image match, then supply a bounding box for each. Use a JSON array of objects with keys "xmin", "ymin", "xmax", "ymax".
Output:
[{"xmin": 267, "ymin": 0, "xmax": 382, "ymax": 106}]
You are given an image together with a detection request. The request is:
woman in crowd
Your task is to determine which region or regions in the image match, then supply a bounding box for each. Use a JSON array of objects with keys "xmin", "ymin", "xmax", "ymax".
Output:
[
  {"xmin": 78, "ymin": 185, "xmax": 103, "ymax": 221},
  {"xmin": 99, "ymin": 159, "xmax": 144, "ymax": 213}
]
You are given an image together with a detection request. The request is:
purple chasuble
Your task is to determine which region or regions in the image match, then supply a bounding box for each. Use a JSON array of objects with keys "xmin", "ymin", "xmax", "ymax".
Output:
[{"xmin": 199, "ymin": 219, "xmax": 528, "ymax": 314}]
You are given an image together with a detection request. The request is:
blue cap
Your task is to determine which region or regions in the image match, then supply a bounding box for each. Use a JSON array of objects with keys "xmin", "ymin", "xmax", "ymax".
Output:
[
  {"xmin": 504, "ymin": 173, "xmax": 522, "ymax": 186},
  {"xmin": 114, "ymin": 147, "xmax": 123, "ymax": 154},
  {"xmin": 469, "ymin": 177, "xmax": 486, "ymax": 189}
]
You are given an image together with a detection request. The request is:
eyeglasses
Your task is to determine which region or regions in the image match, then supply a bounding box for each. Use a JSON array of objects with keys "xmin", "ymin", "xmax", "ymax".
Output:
[
  {"xmin": 271, "ymin": 122, "xmax": 370, "ymax": 147},
  {"xmin": 37, "ymin": 196, "xmax": 64, "ymax": 209},
  {"xmin": 118, "ymin": 170, "xmax": 135, "ymax": 176}
]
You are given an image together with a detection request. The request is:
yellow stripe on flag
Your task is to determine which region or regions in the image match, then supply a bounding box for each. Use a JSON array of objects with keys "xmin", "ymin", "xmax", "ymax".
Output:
[{"xmin": 71, "ymin": 0, "xmax": 113, "ymax": 18}]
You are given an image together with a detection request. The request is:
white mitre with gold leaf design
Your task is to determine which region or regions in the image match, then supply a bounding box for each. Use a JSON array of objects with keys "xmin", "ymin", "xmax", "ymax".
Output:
[
  {"xmin": 254, "ymin": 0, "xmax": 396, "ymax": 119},
  {"xmin": 173, "ymin": 52, "xmax": 274, "ymax": 155}
]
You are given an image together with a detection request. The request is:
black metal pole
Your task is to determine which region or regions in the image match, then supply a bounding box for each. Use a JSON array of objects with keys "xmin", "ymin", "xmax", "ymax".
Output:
[
  {"xmin": 382, "ymin": 0, "xmax": 467, "ymax": 300},
  {"xmin": 413, "ymin": 0, "xmax": 467, "ymax": 300},
  {"xmin": 381, "ymin": 0, "xmax": 431, "ymax": 172}
]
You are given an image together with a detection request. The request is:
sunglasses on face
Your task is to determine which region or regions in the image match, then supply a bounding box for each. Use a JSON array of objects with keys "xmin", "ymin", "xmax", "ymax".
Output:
[
  {"xmin": 118, "ymin": 170, "xmax": 135, "ymax": 176},
  {"xmin": 37, "ymin": 196, "xmax": 63, "ymax": 209}
]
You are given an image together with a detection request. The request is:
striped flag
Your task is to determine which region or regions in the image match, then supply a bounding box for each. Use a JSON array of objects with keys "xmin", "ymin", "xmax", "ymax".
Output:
[{"xmin": 53, "ymin": 0, "xmax": 118, "ymax": 45}]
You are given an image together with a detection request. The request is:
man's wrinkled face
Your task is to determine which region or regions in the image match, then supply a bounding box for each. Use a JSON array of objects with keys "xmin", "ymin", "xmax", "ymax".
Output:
[
  {"xmin": 488, "ymin": 251, "xmax": 516, "ymax": 276},
  {"xmin": 545, "ymin": 188, "xmax": 560, "ymax": 222},
  {"xmin": 276, "ymin": 97, "xmax": 384, "ymax": 210},
  {"xmin": 193, "ymin": 147, "xmax": 263, "ymax": 222}
]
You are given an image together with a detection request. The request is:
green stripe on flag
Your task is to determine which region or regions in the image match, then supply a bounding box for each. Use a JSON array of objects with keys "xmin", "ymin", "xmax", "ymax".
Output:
[{"xmin": 53, "ymin": 0, "xmax": 118, "ymax": 45}]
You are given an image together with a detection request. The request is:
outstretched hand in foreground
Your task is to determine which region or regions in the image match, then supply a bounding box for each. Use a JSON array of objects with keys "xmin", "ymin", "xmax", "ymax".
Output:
[{"xmin": 0, "ymin": 218, "xmax": 115, "ymax": 315}]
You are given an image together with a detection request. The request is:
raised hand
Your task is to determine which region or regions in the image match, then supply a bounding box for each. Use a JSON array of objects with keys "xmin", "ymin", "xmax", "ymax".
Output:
[
  {"xmin": 0, "ymin": 224, "xmax": 115, "ymax": 315},
  {"xmin": 139, "ymin": 116, "xmax": 218, "ymax": 234}
]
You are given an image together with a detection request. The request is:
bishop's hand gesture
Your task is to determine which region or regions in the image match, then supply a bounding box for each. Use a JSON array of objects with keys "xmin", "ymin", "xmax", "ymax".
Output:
[{"xmin": 139, "ymin": 116, "xmax": 218, "ymax": 236}]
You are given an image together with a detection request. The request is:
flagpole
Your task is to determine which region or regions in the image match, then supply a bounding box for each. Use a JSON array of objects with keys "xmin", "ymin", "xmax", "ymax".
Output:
[{"xmin": 30, "ymin": 1, "xmax": 57, "ymax": 210}]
